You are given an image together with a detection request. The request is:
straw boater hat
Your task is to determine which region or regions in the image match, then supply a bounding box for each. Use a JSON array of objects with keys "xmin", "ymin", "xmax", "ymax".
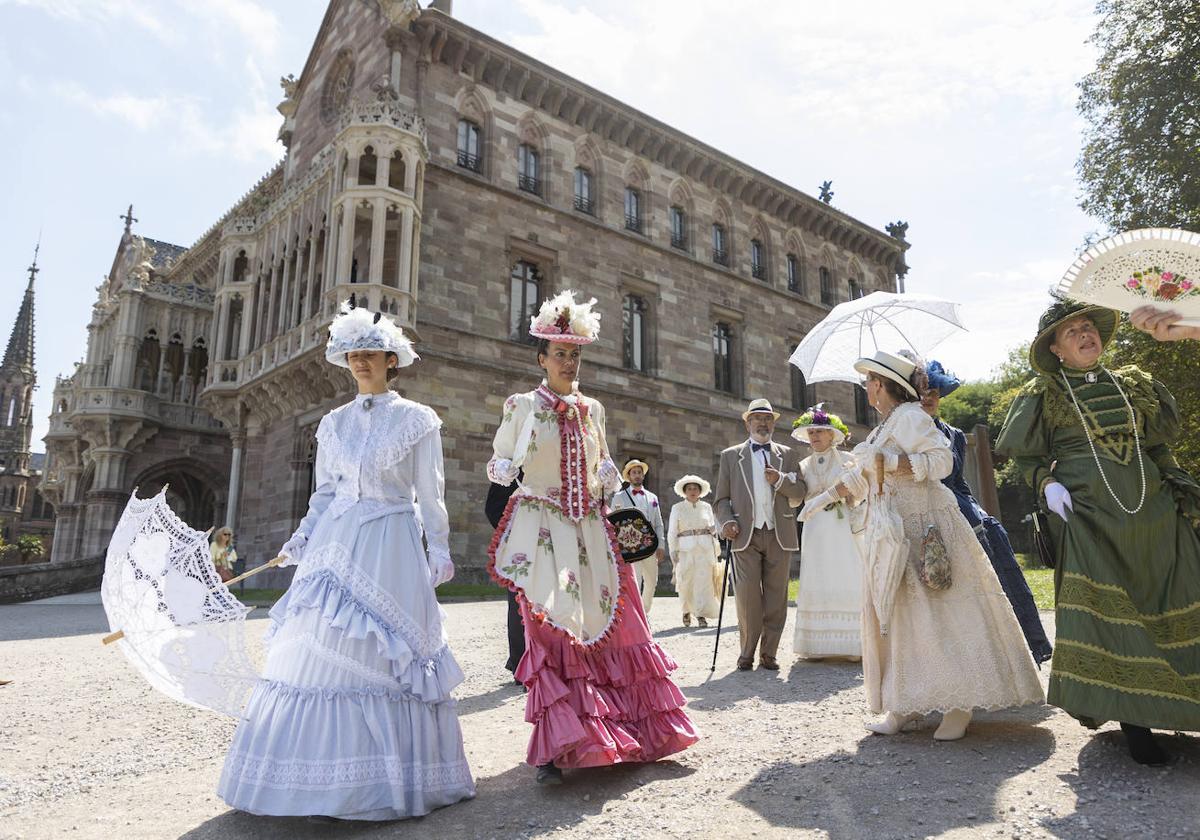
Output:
[
  {"xmin": 621, "ymin": 459, "xmax": 650, "ymax": 481},
  {"xmin": 741, "ymin": 398, "xmax": 780, "ymax": 421},
  {"xmin": 1029, "ymin": 298, "xmax": 1119, "ymax": 376},
  {"xmin": 325, "ymin": 295, "xmax": 418, "ymax": 368},
  {"xmin": 790, "ymin": 404, "xmax": 850, "ymax": 446},
  {"xmin": 674, "ymin": 474, "xmax": 712, "ymax": 498},
  {"xmin": 529, "ymin": 289, "xmax": 601, "ymax": 345},
  {"xmin": 853, "ymin": 349, "xmax": 919, "ymax": 397}
]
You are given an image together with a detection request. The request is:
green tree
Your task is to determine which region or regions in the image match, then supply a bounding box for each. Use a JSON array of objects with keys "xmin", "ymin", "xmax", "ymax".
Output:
[
  {"xmin": 1077, "ymin": 0, "xmax": 1200, "ymax": 232},
  {"xmin": 16, "ymin": 535, "xmax": 44, "ymax": 563}
]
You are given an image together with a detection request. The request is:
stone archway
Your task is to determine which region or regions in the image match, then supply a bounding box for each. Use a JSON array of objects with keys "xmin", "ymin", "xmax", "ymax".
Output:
[{"xmin": 130, "ymin": 459, "xmax": 227, "ymax": 531}]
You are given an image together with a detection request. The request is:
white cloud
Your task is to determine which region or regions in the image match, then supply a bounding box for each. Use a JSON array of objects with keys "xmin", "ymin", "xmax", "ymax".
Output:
[
  {"xmin": 3, "ymin": 0, "xmax": 174, "ymax": 41},
  {"xmin": 50, "ymin": 81, "xmax": 281, "ymax": 162}
]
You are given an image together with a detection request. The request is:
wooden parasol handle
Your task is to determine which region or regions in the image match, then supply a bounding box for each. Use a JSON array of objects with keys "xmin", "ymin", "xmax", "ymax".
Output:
[
  {"xmin": 875, "ymin": 453, "xmax": 886, "ymax": 494},
  {"xmin": 222, "ymin": 555, "xmax": 286, "ymax": 587},
  {"xmin": 101, "ymin": 556, "xmax": 285, "ymax": 646}
]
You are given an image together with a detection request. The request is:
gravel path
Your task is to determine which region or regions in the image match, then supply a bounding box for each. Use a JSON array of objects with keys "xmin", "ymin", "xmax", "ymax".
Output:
[{"xmin": 2, "ymin": 593, "xmax": 1198, "ymax": 840}]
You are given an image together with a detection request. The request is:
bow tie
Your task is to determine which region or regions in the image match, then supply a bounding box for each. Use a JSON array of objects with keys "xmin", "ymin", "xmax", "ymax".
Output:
[
  {"xmin": 631, "ymin": 488, "xmax": 645, "ymax": 496},
  {"xmin": 751, "ymin": 443, "xmax": 771, "ymax": 453}
]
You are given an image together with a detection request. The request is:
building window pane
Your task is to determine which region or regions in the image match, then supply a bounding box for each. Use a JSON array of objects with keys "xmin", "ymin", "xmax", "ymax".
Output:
[
  {"xmin": 849, "ymin": 278, "xmax": 863, "ymax": 299},
  {"xmin": 624, "ymin": 188, "xmax": 642, "ymax": 233},
  {"xmin": 713, "ymin": 321, "xmax": 734, "ymax": 393},
  {"xmin": 623, "ymin": 294, "xmax": 648, "ymax": 371},
  {"xmin": 456, "ymin": 119, "xmax": 481, "ymax": 172},
  {"xmin": 789, "ymin": 344, "xmax": 817, "ymax": 408},
  {"xmin": 517, "ymin": 144, "xmax": 540, "ymax": 195},
  {"xmin": 712, "ymin": 224, "xmax": 728, "ymax": 266},
  {"xmin": 573, "ymin": 167, "xmax": 594, "ymax": 214},
  {"xmin": 509, "ymin": 260, "xmax": 542, "ymax": 342},
  {"xmin": 787, "ymin": 254, "xmax": 804, "ymax": 293},
  {"xmin": 820, "ymin": 266, "xmax": 836, "ymax": 305},
  {"xmin": 670, "ymin": 206, "xmax": 687, "ymax": 249},
  {"xmin": 751, "ymin": 238, "xmax": 766, "ymax": 280}
]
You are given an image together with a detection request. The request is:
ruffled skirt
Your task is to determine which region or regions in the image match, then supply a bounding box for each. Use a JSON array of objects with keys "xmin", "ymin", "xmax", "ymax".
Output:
[
  {"xmin": 519, "ymin": 562, "xmax": 700, "ymax": 767},
  {"xmin": 217, "ymin": 503, "xmax": 474, "ymax": 819}
]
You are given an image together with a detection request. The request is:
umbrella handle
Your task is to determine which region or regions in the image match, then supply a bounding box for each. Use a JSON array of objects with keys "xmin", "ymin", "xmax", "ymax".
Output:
[
  {"xmin": 101, "ymin": 556, "xmax": 285, "ymax": 646},
  {"xmin": 875, "ymin": 453, "xmax": 886, "ymax": 494},
  {"xmin": 223, "ymin": 555, "xmax": 286, "ymax": 587}
]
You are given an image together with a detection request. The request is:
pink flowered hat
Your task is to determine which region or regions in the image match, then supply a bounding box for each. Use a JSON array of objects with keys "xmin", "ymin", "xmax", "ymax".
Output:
[{"xmin": 529, "ymin": 289, "xmax": 601, "ymax": 345}]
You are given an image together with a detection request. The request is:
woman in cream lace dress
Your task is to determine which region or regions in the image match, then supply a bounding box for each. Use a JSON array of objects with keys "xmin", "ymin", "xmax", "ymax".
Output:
[{"xmin": 835, "ymin": 350, "xmax": 1044, "ymax": 741}]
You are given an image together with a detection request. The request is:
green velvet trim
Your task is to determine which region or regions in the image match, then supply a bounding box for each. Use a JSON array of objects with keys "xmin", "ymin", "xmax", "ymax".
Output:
[
  {"xmin": 1058, "ymin": 572, "xmax": 1200, "ymax": 649},
  {"xmin": 1053, "ymin": 640, "xmax": 1200, "ymax": 705}
]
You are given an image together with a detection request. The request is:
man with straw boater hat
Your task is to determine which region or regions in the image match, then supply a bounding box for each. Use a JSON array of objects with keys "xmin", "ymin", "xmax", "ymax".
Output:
[
  {"xmin": 609, "ymin": 458, "xmax": 667, "ymax": 616},
  {"xmin": 714, "ymin": 399, "xmax": 807, "ymax": 671}
]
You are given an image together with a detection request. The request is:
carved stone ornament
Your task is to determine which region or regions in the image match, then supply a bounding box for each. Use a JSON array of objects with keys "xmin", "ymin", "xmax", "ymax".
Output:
[
  {"xmin": 885, "ymin": 220, "xmax": 909, "ymax": 241},
  {"xmin": 371, "ymin": 73, "xmax": 399, "ymax": 102},
  {"xmin": 279, "ymin": 73, "xmax": 298, "ymax": 100},
  {"xmin": 379, "ymin": 0, "xmax": 421, "ymax": 27},
  {"xmin": 320, "ymin": 50, "xmax": 356, "ymax": 126}
]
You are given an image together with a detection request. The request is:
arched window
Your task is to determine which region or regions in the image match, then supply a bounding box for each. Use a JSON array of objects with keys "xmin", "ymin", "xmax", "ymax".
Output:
[
  {"xmin": 751, "ymin": 239, "xmax": 766, "ymax": 280},
  {"xmin": 820, "ymin": 267, "xmax": 836, "ymax": 305},
  {"xmin": 713, "ymin": 322, "xmax": 734, "ymax": 393},
  {"xmin": 231, "ymin": 250, "xmax": 248, "ymax": 284},
  {"xmin": 624, "ymin": 188, "xmax": 642, "ymax": 233},
  {"xmin": 787, "ymin": 253, "xmax": 804, "ymax": 294},
  {"xmin": 358, "ymin": 146, "xmax": 378, "ymax": 185},
  {"xmin": 456, "ymin": 119, "xmax": 482, "ymax": 172},
  {"xmin": 573, "ymin": 167, "xmax": 594, "ymax": 214},
  {"xmin": 509, "ymin": 260, "xmax": 542, "ymax": 342},
  {"xmin": 388, "ymin": 150, "xmax": 406, "ymax": 191},
  {"xmin": 518, "ymin": 144, "xmax": 540, "ymax": 195},
  {"xmin": 669, "ymin": 206, "xmax": 687, "ymax": 249},
  {"xmin": 712, "ymin": 224, "xmax": 728, "ymax": 266},
  {"xmin": 622, "ymin": 294, "xmax": 648, "ymax": 371}
]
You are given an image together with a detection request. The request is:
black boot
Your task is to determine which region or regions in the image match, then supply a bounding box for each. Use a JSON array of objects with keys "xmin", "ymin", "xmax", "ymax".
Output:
[
  {"xmin": 536, "ymin": 762, "xmax": 563, "ymax": 785},
  {"xmin": 1120, "ymin": 722, "xmax": 1169, "ymax": 766}
]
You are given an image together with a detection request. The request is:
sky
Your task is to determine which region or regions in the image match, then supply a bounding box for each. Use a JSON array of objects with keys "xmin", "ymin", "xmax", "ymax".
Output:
[{"xmin": 0, "ymin": 0, "xmax": 1103, "ymax": 451}]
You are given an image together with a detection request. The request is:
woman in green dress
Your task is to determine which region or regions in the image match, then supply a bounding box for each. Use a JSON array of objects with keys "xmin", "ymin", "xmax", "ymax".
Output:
[{"xmin": 996, "ymin": 299, "xmax": 1200, "ymax": 765}]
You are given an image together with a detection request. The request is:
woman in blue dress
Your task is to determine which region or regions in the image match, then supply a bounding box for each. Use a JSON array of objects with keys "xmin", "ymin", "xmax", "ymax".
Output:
[
  {"xmin": 218, "ymin": 300, "xmax": 475, "ymax": 819},
  {"xmin": 921, "ymin": 358, "xmax": 1053, "ymax": 664}
]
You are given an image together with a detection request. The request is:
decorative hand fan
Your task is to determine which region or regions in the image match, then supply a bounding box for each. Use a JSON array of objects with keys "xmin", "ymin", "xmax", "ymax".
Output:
[{"xmin": 1056, "ymin": 228, "xmax": 1200, "ymax": 326}]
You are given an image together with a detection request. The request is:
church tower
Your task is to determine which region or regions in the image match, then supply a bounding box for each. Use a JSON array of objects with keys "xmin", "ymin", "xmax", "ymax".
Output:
[{"xmin": 0, "ymin": 247, "xmax": 38, "ymax": 540}]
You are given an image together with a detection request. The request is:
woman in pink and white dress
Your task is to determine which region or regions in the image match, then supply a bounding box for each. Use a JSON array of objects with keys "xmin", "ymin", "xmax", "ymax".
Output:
[{"xmin": 487, "ymin": 291, "xmax": 698, "ymax": 785}]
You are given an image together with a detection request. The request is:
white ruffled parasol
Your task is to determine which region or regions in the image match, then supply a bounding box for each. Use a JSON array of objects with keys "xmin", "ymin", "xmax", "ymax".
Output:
[
  {"xmin": 789, "ymin": 291, "xmax": 966, "ymax": 385},
  {"xmin": 100, "ymin": 489, "xmax": 263, "ymax": 717}
]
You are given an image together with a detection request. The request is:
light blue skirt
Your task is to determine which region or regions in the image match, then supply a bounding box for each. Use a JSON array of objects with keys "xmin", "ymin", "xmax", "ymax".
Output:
[{"xmin": 217, "ymin": 501, "xmax": 475, "ymax": 819}]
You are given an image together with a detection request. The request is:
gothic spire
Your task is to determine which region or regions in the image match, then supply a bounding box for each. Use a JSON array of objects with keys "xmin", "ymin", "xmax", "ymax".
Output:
[{"xmin": 2, "ymin": 245, "xmax": 38, "ymax": 380}]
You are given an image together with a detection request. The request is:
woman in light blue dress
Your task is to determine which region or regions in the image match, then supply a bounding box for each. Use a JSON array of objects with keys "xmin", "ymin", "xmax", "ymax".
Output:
[{"xmin": 218, "ymin": 300, "xmax": 475, "ymax": 819}]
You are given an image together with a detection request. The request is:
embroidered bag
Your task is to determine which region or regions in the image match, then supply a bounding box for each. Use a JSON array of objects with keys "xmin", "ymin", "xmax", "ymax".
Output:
[
  {"xmin": 918, "ymin": 523, "xmax": 952, "ymax": 590},
  {"xmin": 607, "ymin": 508, "xmax": 659, "ymax": 562}
]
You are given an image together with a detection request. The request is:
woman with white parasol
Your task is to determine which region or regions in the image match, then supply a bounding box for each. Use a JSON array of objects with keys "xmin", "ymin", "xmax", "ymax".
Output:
[
  {"xmin": 217, "ymin": 299, "xmax": 475, "ymax": 819},
  {"xmin": 832, "ymin": 350, "xmax": 1044, "ymax": 741}
]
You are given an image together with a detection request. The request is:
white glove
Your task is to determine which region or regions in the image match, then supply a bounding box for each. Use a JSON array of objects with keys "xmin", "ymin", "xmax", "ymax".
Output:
[
  {"xmin": 598, "ymin": 457, "xmax": 621, "ymax": 492},
  {"xmin": 1044, "ymin": 481, "xmax": 1073, "ymax": 522},
  {"xmin": 488, "ymin": 456, "xmax": 519, "ymax": 485},
  {"xmin": 277, "ymin": 534, "xmax": 307, "ymax": 567},
  {"xmin": 798, "ymin": 489, "xmax": 839, "ymax": 523},
  {"xmin": 428, "ymin": 551, "xmax": 455, "ymax": 587}
]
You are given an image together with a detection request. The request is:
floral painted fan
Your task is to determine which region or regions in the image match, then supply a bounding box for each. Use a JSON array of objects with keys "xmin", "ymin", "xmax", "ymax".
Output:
[{"xmin": 1056, "ymin": 228, "xmax": 1200, "ymax": 326}]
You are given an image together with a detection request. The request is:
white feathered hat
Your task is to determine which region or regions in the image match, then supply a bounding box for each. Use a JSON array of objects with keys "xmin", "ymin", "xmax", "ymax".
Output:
[
  {"xmin": 529, "ymin": 289, "xmax": 601, "ymax": 344},
  {"xmin": 325, "ymin": 295, "xmax": 418, "ymax": 368}
]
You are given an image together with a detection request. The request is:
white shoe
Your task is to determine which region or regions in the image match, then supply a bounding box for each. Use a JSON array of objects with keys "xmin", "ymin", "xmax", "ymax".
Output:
[
  {"xmin": 865, "ymin": 712, "xmax": 919, "ymax": 735},
  {"xmin": 933, "ymin": 709, "xmax": 972, "ymax": 741}
]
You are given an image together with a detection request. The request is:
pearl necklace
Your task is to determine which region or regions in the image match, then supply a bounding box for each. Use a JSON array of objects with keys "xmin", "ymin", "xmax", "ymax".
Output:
[{"xmin": 1059, "ymin": 368, "xmax": 1146, "ymax": 515}]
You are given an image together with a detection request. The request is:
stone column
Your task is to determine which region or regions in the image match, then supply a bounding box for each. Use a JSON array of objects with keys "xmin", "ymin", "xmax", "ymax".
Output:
[
  {"xmin": 336, "ymin": 201, "xmax": 356, "ymax": 285},
  {"xmin": 225, "ymin": 429, "xmax": 246, "ymax": 532},
  {"xmin": 369, "ymin": 201, "xmax": 386, "ymax": 285},
  {"xmin": 239, "ymin": 286, "xmax": 255, "ymax": 357},
  {"xmin": 303, "ymin": 236, "xmax": 318, "ymax": 321},
  {"xmin": 385, "ymin": 27, "xmax": 405, "ymax": 93},
  {"xmin": 80, "ymin": 447, "xmax": 131, "ymax": 557}
]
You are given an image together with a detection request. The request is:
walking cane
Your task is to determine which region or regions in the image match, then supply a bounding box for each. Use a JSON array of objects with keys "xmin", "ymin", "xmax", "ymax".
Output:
[{"xmin": 710, "ymin": 538, "xmax": 733, "ymax": 672}]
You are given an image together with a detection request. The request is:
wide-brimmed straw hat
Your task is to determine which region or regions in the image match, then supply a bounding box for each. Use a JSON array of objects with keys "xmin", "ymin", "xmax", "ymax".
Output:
[
  {"xmin": 1029, "ymin": 298, "xmax": 1119, "ymax": 375},
  {"xmin": 621, "ymin": 459, "xmax": 650, "ymax": 481},
  {"xmin": 741, "ymin": 398, "xmax": 780, "ymax": 421},
  {"xmin": 853, "ymin": 349, "xmax": 918, "ymax": 397},
  {"xmin": 674, "ymin": 475, "xmax": 712, "ymax": 498}
]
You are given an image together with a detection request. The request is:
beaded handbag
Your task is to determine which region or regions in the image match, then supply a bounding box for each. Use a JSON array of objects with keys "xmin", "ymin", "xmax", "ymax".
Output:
[{"xmin": 918, "ymin": 524, "xmax": 952, "ymax": 590}]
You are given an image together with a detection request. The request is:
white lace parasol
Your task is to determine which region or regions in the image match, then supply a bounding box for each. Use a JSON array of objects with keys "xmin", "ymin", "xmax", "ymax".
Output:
[
  {"xmin": 100, "ymin": 489, "xmax": 260, "ymax": 717},
  {"xmin": 788, "ymin": 292, "xmax": 966, "ymax": 385},
  {"xmin": 1056, "ymin": 228, "xmax": 1200, "ymax": 326}
]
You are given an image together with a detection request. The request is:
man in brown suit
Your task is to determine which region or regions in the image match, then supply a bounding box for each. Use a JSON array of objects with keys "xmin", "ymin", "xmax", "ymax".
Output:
[{"xmin": 715, "ymin": 399, "xmax": 806, "ymax": 671}]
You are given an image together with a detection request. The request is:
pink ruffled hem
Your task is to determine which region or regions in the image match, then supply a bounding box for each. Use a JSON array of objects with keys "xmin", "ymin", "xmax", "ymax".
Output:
[{"xmin": 519, "ymin": 565, "xmax": 699, "ymax": 768}]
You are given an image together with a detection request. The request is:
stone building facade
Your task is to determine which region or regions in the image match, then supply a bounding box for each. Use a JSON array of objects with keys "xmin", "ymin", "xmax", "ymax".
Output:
[{"xmin": 42, "ymin": 0, "xmax": 909, "ymax": 586}]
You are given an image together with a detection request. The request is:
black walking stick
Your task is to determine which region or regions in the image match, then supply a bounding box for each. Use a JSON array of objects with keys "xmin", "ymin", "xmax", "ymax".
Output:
[{"xmin": 710, "ymin": 538, "xmax": 734, "ymax": 672}]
